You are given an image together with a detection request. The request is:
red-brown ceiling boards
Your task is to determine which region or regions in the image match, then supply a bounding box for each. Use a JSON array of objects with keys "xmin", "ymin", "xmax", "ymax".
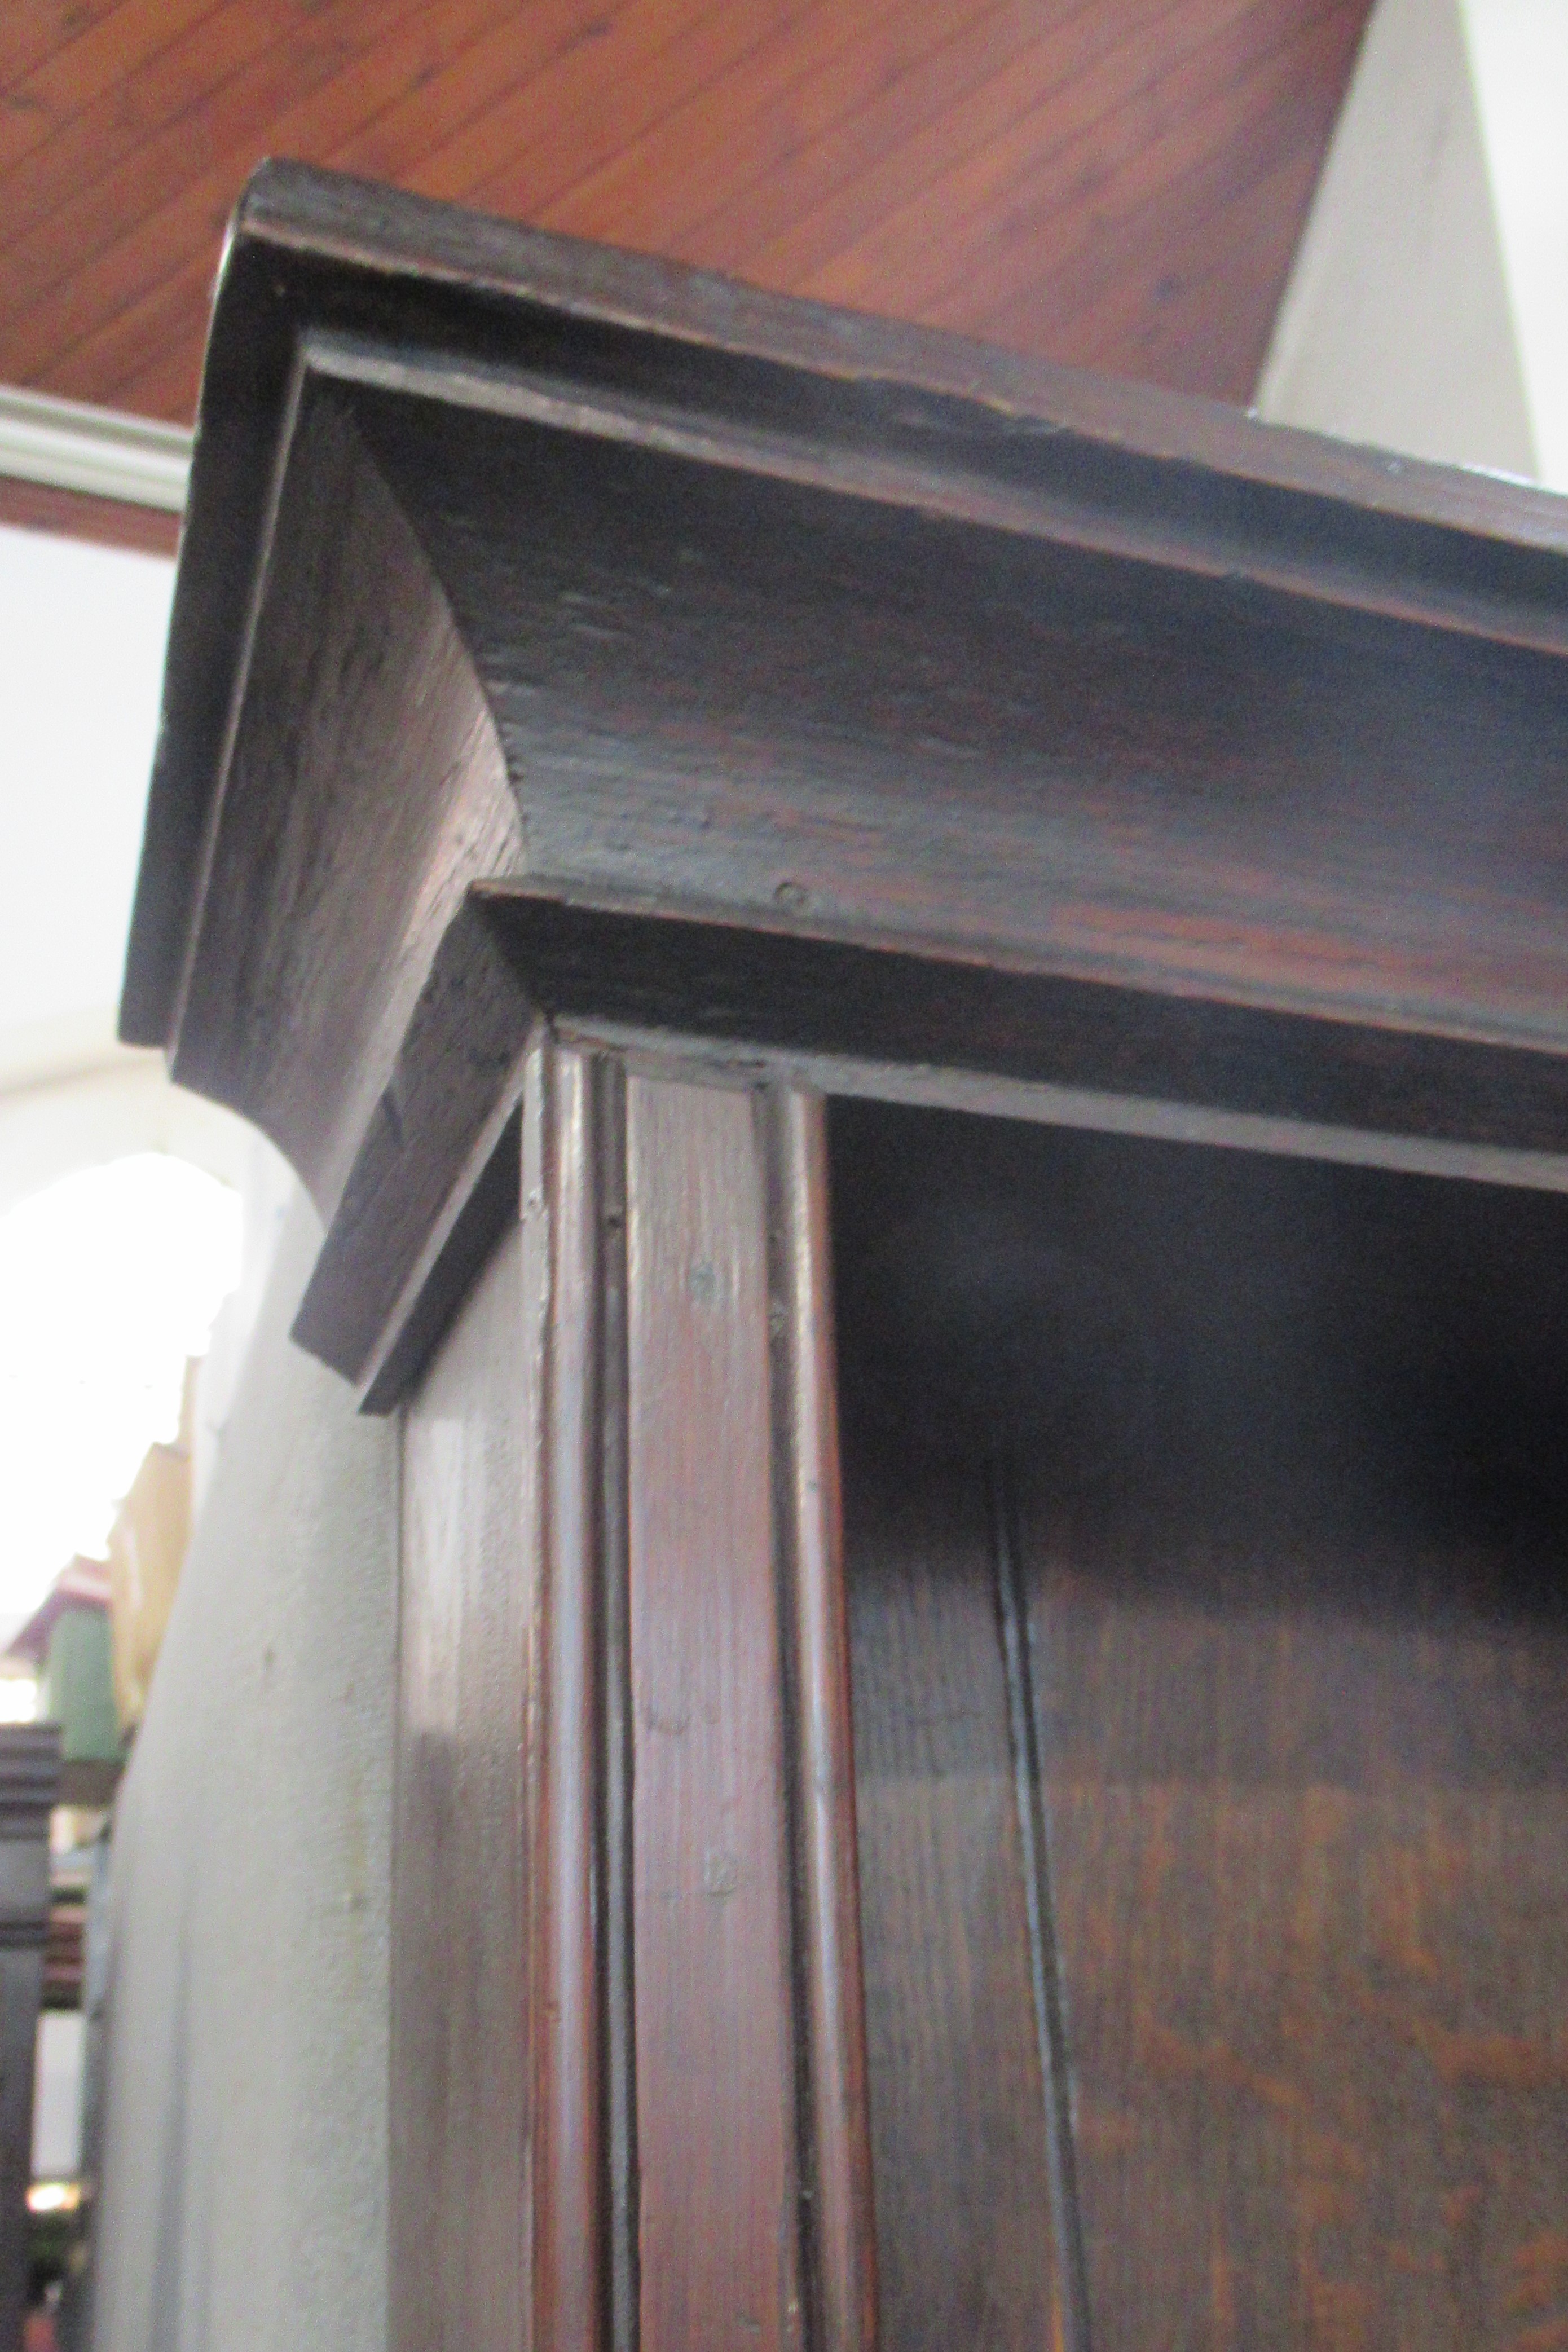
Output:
[{"xmin": 1, "ymin": 0, "xmax": 1373, "ymax": 425}]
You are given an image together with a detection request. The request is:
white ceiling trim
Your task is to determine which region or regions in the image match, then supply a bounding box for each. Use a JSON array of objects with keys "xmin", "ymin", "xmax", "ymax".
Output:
[{"xmin": 0, "ymin": 384, "xmax": 190, "ymax": 512}]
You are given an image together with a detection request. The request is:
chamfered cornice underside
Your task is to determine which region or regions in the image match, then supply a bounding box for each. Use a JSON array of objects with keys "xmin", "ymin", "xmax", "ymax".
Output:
[
  {"xmin": 126, "ymin": 161, "xmax": 1568, "ymax": 1064},
  {"xmin": 119, "ymin": 165, "xmax": 1568, "ymax": 1399}
]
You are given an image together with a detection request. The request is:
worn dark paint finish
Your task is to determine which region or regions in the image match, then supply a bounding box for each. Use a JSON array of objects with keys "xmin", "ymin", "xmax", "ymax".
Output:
[
  {"xmin": 129, "ymin": 165, "xmax": 1568, "ymax": 1100},
  {"xmin": 292, "ymin": 895, "xmax": 534, "ymax": 1393},
  {"xmin": 124, "ymin": 172, "xmax": 1568, "ymax": 1441},
  {"xmin": 466, "ymin": 885, "xmax": 1568, "ymax": 1153},
  {"xmin": 169, "ymin": 382, "xmax": 518, "ymax": 1223},
  {"xmin": 395, "ymin": 1220, "xmax": 529, "ymax": 2352},
  {"xmin": 355, "ymin": 1093, "xmax": 524, "ymax": 1417},
  {"xmin": 358, "ymin": 376, "xmax": 1568, "ymax": 1057},
  {"xmin": 298, "ymin": 879, "xmax": 1568, "ymax": 1404}
]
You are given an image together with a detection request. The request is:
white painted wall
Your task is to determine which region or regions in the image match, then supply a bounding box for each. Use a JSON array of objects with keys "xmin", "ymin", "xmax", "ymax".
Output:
[
  {"xmin": 1461, "ymin": 0, "xmax": 1568, "ymax": 489},
  {"xmin": 1255, "ymin": 0, "xmax": 1536, "ymax": 477},
  {"xmin": 0, "ymin": 512, "xmax": 390, "ymax": 2352},
  {"xmin": 0, "ymin": 526, "xmax": 171, "ymax": 1089},
  {"xmin": 88, "ymin": 1190, "xmax": 394, "ymax": 2352},
  {"xmin": 0, "ymin": 518, "xmax": 271, "ymax": 1220},
  {"xmin": 0, "ymin": 519, "xmax": 297, "ymax": 1583}
]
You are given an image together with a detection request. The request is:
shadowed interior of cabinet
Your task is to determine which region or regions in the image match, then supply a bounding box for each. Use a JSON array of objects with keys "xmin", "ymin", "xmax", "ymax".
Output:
[{"xmin": 829, "ymin": 1098, "xmax": 1568, "ymax": 2352}]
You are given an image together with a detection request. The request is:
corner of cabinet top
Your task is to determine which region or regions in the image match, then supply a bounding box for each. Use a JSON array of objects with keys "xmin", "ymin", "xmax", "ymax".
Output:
[{"xmin": 120, "ymin": 160, "xmax": 1568, "ymax": 1401}]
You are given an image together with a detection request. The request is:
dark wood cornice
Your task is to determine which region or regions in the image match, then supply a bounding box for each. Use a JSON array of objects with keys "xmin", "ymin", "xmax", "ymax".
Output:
[{"xmin": 123, "ymin": 162, "xmax": 1568, "ymax": 1401}]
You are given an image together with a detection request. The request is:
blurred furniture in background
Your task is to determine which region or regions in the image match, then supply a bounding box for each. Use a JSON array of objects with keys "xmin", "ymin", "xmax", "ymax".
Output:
[
  {"xmin": 0, "ymin": 1730, "xmax": 59, "ymax": 2352},
  {"xmin": 105, "ymin": 1364, "xmax": 195, "ymax": 1736},
  {"xmin": 5, "ymin": 1573, "xmax": 117, "ymax": 1815}
]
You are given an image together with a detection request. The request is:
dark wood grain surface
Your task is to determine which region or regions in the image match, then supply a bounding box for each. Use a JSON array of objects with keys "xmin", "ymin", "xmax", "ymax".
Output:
[
  {"xmin": 361, "ymin": 376, "xmax": 1568, "ymax": 1046},
  {"xmin": 1023, "ymin": 1488, "xmax": 1568, "ymax": 2350},
  {"xmin": 168, "ymin": 382, "xmax": 517, "ymax": 1223},
  {"xmin": 525, "ymin": 1040, "xmax": 610, "ymax": 2352},
  {"xmin": 292, "ymin": 896, "xmax": 534, "ymax": 1399},
  {"xmin": 129, "ymin": 162, "xmax": 1568, "ymax": 1082},
  {"xmin": 764, "ymin": 1091, "xmax": 878, "ymax": 2352},
  {"xmin": 833, "ymin": 1095, "xmax": 1568, "ymax": 2350},
  {"xmin": 844, "ymin": 1444, "xmax": 1068, "ymax": 2352},
  {"xmin": 626, "ymin": 1072, "xmax": 802, "ymax": 2351},
  {"xmin": 395, "ymin": 1219, "xmax": 528, "ymax": 2352},
  {"xmin": 300, "ymin": 877, "xmax": 1568, "ymax": 1405},
  {"xmin": 394, "ymin": 1052, "xmax": 879, "ymax": 2351},
  {"xmin": 125, "ymin": 173, "xmax": 1568, "ymax": 1428},
  {"xmin": 115, "ymin": 162, "xmax": 1568, "ymax": 2352}
]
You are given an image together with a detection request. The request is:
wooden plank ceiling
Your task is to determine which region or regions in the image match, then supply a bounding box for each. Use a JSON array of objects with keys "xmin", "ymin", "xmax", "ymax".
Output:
[{"xmin": 1, "ymin": 0, "xmax": 1371, "ymax": 431}]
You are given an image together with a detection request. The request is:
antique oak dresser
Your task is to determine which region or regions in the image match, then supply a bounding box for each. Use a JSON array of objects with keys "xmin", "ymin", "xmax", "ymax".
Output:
[{"xmin": 124, "ymin": 162, "xmax": 1568, "ymax": 2351}]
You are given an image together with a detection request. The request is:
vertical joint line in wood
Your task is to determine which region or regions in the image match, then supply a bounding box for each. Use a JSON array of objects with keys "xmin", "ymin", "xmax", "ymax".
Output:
[
  {"xmin": 530, "ymin": 1030, "xmax": 604, "ymax": 2352},
  {"xmin": 764, "ymin": 1086, "xmax": 822, "ymax": 2352},
  {"xmin": 991, "ymin": 1456, "xmax": 1093, "ymax": 2352},
  {"xmin": 530, "ymin": 1034, "xmax": 636, "ymax": 2352},
  {"xmin": 764, "ymin": 1086, "xmax": 879, "ymax": 2352},
  {"xmin": 594, "ymin": 1055, "xmax": 638, "ymax": 2352}
]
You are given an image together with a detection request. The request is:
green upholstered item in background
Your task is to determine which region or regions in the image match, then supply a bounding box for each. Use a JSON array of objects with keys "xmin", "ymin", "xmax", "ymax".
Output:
[{"xmin": 39, "ymin": 1608, "xmax": 121, "ymax": 1767}]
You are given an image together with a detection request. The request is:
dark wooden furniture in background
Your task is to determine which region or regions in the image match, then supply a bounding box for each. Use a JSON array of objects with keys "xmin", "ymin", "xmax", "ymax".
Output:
[
  {"xmin": 0, "ymin": 1726, "xmax": 60, "ymax": 2352},
  {"xmin": 126, "ymin": 165, "xmax": 1568, "ymax": 2350}
]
